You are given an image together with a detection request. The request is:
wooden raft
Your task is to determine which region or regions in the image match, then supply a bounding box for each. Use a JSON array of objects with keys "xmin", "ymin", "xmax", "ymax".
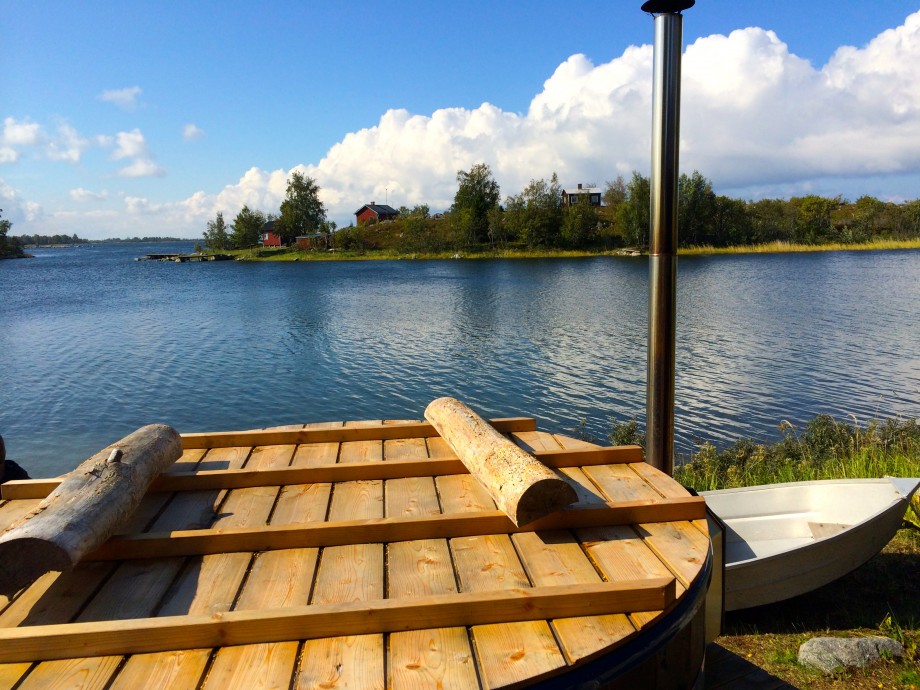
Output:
[{"xmin": 0, "ymin": 418, "xmax": 710, "ymax": 689}]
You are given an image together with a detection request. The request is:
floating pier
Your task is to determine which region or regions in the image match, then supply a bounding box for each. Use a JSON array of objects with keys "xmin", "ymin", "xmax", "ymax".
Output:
[{"xmin": 136, "ymin": 253, "xmax": 234, "ymax": 262}]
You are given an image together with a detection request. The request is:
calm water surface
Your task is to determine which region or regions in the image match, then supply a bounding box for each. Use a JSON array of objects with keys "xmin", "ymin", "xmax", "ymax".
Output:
[{"xmin": 1, "ymin": 243, "xmax": 918, "ymax": 477}]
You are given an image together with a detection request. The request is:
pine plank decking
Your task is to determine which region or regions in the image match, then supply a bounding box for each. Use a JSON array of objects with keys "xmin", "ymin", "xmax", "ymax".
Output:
[{"xmin": 0, "ymin": 418, "xmax": 711, "ymax": 689}]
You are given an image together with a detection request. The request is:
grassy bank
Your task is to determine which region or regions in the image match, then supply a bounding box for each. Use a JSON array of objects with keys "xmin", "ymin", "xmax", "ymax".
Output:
[
  {"xmin": 611, "ymin": 415, "xmax": 920, "ymax": 688},
  {"xmin": 228, "ymin": 246, "xmax": 625, "ymax": 262},
  {"xmin": 222, "ymin": 237, "xmax": 920, "ymax": 262},
  {"xmin": 680, "ymin": 237, "xmax": 920, "ymax": 255}
]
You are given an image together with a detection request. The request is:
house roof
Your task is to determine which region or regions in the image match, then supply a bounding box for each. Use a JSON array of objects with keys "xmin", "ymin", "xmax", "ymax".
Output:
[
  {"xmin": 562, "ymin": 186, "xmax": 601, "ymax": 195},
  {"xmin": 354, "ymin": 204, "xmax": 399, "ymax": 216}
]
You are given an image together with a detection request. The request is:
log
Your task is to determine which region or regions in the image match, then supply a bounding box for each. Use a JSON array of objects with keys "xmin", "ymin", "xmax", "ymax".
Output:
[
  {"xmin": 0, "ymin": 424, "xmax": 182, "ymax": 595},
  {"xmin": 424, "ymin": 398, "xmax": 577, "ymax": 526}
]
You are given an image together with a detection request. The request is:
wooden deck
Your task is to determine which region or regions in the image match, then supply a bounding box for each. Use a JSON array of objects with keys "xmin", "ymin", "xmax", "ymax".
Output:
[{"xmin": 0, "ymin": 418, "xmax": 711, "ymax": 689}]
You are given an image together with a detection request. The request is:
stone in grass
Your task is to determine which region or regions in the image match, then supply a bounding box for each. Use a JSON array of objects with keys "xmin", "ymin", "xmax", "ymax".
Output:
[{"xmin": 798, "ymin": 636, "xmax": 904, "ymax": 673}]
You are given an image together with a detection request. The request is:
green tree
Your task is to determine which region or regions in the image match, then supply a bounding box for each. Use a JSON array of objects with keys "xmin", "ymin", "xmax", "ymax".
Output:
[
  {"xmin": 792, "ymin": 195, "xmax": 841, "ymax": 244},
  {"xmin": 561, "ymin": 194, "xmax": 598, "ymax": 247},
  {"xmin": 0, "ymin": 210, "xmax": 23, "ymax": 258},
  {"xmin": 204, "ymin": 211, "xmax": 229, "ymax": 250},
  {"xmin": 711, "ymin": 196, "xmax": 751, "ymax": 246},
  {"xmin": 505, "ymin": 174, "xmax": 564, "ymax": 248},
  {"xmin": 451, "ymin": 163, "xmax": 500, "ymax": 246},
  {"xmin": 230, "ymin": 206, "xmax": 266, "ymax": 249},
  {"xmin": 617, "ymin": 172, "xmax": 650, "ymax": 248},
  {"xmin": 678, "ymin": 171, "xmax": 717, "ymax": 246},
  {"xmin": 279, "ymin": 171, "xmax": 326, "ymax": 244}
]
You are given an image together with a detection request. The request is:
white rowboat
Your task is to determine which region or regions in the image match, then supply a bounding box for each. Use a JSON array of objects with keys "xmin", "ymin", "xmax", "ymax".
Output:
[{"xmin": 702, "ymin": 477, "xmax": 920, "ymax": 611}]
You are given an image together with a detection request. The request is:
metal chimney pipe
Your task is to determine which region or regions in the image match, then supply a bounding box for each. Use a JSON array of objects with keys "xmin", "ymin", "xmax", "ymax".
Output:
[{"xmin": 642, "ymin": 0, "xmax": 693, "ymax": 475}]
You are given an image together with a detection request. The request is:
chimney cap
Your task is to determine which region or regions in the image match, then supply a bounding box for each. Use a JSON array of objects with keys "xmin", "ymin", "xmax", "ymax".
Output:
[{"xmin": 641, "ymin": 0, "xmax": 694, "ymax": 14}]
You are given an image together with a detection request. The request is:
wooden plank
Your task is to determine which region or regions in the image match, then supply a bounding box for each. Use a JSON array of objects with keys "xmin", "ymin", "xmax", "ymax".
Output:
[
  {"xmin": 1, "ymin": 446, "xmax": 641, "ymax": 500},
  {"xmin": 582, "ymin": 464, "xmax": 662, "ymax": 503},
  {"xmin": 383, "ymin": 437, "xmax": 428, "ymax": 462},
  {"xmin": 579, "ymin": 524, "xmax": 684, "ymax": 630},
  {"xmin": 301, "ymin": 467, "xmax": 385, "ymax": 689},
  {"xmin": 450, "ymin": 532, "xmax": 566, "ymax": 689},
  {"xmin": 87, "ymin": 496, "xmax": 707, "ymax": 561},
  {"xmin": 181, "ymin": 418, "xmax": 537, "ymax": 449},
  {"xmin": 297, "ymin": 635, "xmax": 383, "ymax": 690},
  {"xmin": 14, "ymin": 656, "xmax": 122, "ymax": 689},
  {"xmin": 627, "ymin": 461, "xmax": 686, "ymax": 498},
  {"xmin": 291, "ymin": 441, "xmax": 339, "ymax": 467},
  {"xmin": 385, "ymin": 441, "xmax": 479, "ymax": 690},
  {"xmin": 0, "ymin": 580, "xmax": 675, "ymax": 663},
  {"xmin": 194, "ymin": 445, "xmax": 251, "ymax": 472},
  {"xmin": 0, "ymin": 663, "xmax": 32, "ymax": 689},
  {"xmin": 109, "ymin": 650, "xmax": 211, "ymax": 689},
  {"xmin": 203, "ymin": 642, "xmax": 298, "ymax": 690},
  {"xmin": 202, "ymin": 547, "xmax": 314, "ymax": 689},
  {"xmin": 386, "ymin": 477, "xmax": 440, "ymax": 518},
  {"xmin": 166, "ymin": 447, "xmax": 208, "ymax": 474},
  {"xmin": 339, "ymin": 439, "xmax": 383, "ymax": 464},
  {"xmin": 0, "ymin": 563, "xmax": 116, "ymax": 628},
  {"xmin": 0, "ymin": 498, "xmax": 41, "ymax": 525},
  {"xmin": 638, "ymin": 520, "xmax": 710, "ymax": 589},
  {"xmin": 269, "ymin": 483, "xmax": 331, "ymax": 526},
  {"xmin": 388, "ymin": 629, "xmax": 479, "ymax": 690},
  {"xmin": 436, "ymin": 474, "xmax": 495, "ymax": 513},
  {"xmin": 512, "ymin": 530, "xmax": 636, "ymax": 664}
]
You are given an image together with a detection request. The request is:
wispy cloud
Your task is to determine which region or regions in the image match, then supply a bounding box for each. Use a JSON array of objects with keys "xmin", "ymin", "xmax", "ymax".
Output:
[
  {"xmin": 183, "ymin": 124, "xmax": 205, "ymax": 142},
  {"xmin": 98, "ymin": 86, "xmax": 143, "ymax": 111},
  {"xmin": 69, "ymin": 187, "xmax": 108, "ymax": 202},
  {"xmin": 46, "ymin": 123, "xmax": 90, "ymax": 163}
]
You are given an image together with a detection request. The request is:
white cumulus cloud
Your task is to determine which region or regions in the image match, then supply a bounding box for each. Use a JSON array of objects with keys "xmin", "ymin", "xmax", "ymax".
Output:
[
  {"xmin": 110, "ymin": 129, "xmax": 165, "ymax": 177},
  {"xmin": 1, "ymin": 117, "xmax": 44, "ymax": 163},
  {"xmin": 98, "ymin": 86, "xmax": 142, "ymax": 111}
]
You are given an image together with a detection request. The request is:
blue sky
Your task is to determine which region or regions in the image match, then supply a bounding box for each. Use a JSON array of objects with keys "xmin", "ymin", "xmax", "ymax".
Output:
[{"xmin": 2, "ymin": 1, "xmax": 919, "ymax": 239}]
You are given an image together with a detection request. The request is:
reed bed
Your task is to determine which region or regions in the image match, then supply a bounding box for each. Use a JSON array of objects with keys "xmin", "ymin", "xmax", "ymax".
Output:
[{"xmin": 680, "ymin": 238, "xmax": 920, "ymax": 256}]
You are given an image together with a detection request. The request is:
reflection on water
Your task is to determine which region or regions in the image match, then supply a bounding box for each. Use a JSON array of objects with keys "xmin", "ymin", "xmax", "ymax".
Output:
[{"xmin": 1, "ymin": 243, "xmax": 918, "ymax": 476}]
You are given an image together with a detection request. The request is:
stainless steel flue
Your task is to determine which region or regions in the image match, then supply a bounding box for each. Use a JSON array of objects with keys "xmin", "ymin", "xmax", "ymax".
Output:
[{"xmin": 642, "ymin": 0, "xmax": 693, "ymax": 475}]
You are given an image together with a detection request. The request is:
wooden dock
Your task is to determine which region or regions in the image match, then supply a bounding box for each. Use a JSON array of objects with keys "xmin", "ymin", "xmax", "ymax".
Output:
[
  {"xmin": 137, "ymin": 253, "xmax": 233, "ymax": 262},
  {"xmin": 0, "ymin": 418, "xmax": 712, "ymax": 688}
]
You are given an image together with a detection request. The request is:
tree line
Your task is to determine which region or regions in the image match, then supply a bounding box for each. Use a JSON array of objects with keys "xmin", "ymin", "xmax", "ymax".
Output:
[
  {"xmin": 15, "ymin": 233, "xmax": 90, "ymax": 247},
  {"xmin": 201, "ymin": 164, "xmax": 920, "ymax": 254}
]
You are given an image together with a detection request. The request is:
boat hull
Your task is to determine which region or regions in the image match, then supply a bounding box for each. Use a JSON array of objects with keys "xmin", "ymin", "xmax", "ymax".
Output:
[{"xmin": 702, "ymin": 478, "xmax": 919, "ymax": 611}]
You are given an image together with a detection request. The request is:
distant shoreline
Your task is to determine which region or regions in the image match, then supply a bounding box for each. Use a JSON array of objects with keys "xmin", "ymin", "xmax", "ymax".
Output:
[{"xmin": 222, "ymin": 237, "xmax": 920, "ymax": 262}]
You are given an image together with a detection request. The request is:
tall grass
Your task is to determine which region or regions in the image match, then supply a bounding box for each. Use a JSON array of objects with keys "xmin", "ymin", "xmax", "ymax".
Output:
[
  {"xmin": 610, "ymin": 414, "xmax": 920, "ymax": 492},
  {"xmin": 680, "ymin": 238, "xmax": 920, "ymax": 256}
]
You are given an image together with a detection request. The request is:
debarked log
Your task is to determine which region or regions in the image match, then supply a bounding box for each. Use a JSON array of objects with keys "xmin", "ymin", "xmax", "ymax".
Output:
[
  {"xmin": 0, "ymin": 424, "xmax": 182, "ymax": 594},
  {"xmin": 424, "ymin": 397, "xmax": 577, "ymax": 526}
]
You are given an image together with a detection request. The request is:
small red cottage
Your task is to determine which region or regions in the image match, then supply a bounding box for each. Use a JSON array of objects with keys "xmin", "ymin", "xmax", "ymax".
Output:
[
  {"xmin": 259, "ymin": 220, "xmax": 282, "ymax": 247},
  {"xmin": 355, "ymin": 202, "xmax": 399, "ymax": 225}
]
